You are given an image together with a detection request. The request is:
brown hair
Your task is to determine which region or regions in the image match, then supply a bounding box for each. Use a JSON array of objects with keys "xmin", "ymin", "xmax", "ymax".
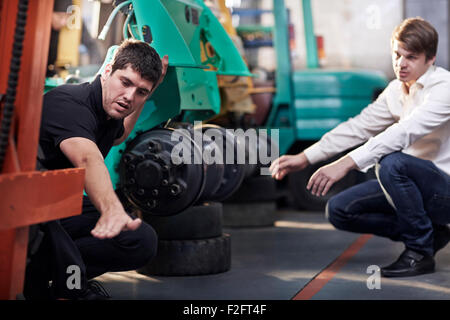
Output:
[
  {"xmin": 111, "ymin": 39, "xmax": 162, "ymax": 85},
  {"xmin": 391, "ymin": 17, "xmax": 438, "ymax": 61}
]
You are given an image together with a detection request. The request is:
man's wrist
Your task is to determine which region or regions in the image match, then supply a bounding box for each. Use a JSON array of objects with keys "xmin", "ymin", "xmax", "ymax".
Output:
[
  {"xmin": 340, "ymin": 155, "xmax": 357, "ymax": 171},
  {"xmin": 299, "ymin": 152, "xmax": 310, "ymax": 167}
]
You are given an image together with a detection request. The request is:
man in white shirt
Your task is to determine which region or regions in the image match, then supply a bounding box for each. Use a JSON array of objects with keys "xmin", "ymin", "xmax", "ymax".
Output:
[{"xmin": 270, "ymin": 17, "xmax": 450, "ymax": 277}]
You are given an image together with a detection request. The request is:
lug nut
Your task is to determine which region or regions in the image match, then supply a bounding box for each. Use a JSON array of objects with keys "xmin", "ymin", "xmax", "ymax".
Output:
[
  {"xmin": 152, "ymin": 189, "xmax": 159, "ymax": 196},
  {"xmin": 162, "ymin": 179, "xmax": 169, "ymax": 186},
  {"xmin": 123, "ymin": 154, "xmax": 133, "ymax": 163},
  {"xmin": 147, "ymin": 200, "xmax": 157, "ymax": 209},
  {"xmin": 137, "ymin": 188, "xmax": 145, "ymax": 196},
  {"xmin": 170, "ymin": 184, "xmax": 181, "ymax": 196},
  {"xmin": 148, "ymin": 140, "xmax": 161, "ymax": 152}
]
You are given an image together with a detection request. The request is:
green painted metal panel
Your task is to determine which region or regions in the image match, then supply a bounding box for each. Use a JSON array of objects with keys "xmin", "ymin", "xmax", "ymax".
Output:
[
  {"xmin": 159, "ymin": 0, "xmax": 203, "ymax": 64},
  {"xmin": 290, "ymin": 69, "xmax": 387, "ymax": 140},
  {"xmin": 271, "ymin": 0, "xmax": 293, "ymax": 107},
  {"xmin": 294, "ymin": 97, "xmax": 374, "ymax": 118},
  {"xmin": 302, "ymin": 0, "xmax": 319, "ymax": 69},
  {"xmin": 132, "ymin": 0, "xmax": 198, "ymax": 67},
  {"xmin": 194, "ymin": 0, "xmax": 252, "ymax": 76},
  {"xmin": 269, "ymin": 106, "xmax": 292, "ymax": 128},
  {"xmin": 295, "ymin": 119, "xmax": 340, "ymax": 140},
  {"xmin": 176, "ymin": 67, "xmax": 221, "ymax": 113},
  {"xmin": 265, "ymin": 127, "xmax": 296, "ymax": 156},
  {"xmin": 267, "ymin": 0, "xmax": 296, "ymax": 132},
  {"xmin": 292, "ymin": 69, "xmax": 388, "ymax": 98},
  {"xmin": 44, "ymin": 77, "xmax": 64, "ymax": 93},
  {"xmin": 236, "ymin": 25, "xmax": 273, "ymax": 33},
  {"xmin": 132, "ymin": 0, "xmax": 250, "ymax": 76}
]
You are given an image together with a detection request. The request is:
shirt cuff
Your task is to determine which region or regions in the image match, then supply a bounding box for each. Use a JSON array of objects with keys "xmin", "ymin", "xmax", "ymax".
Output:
[{"xmin": 348, "ymin": 145, "xmax": 375, "ymax": 172}]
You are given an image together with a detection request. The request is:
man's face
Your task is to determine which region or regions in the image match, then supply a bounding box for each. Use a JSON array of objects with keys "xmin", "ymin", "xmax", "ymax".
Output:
[
  {"xmin": 101, "ymin": 64, "xmax": 154, "ymax": 119},
  {"xmin": 392, "ymin": 40, "xmax": 435, "ymax": 88}
]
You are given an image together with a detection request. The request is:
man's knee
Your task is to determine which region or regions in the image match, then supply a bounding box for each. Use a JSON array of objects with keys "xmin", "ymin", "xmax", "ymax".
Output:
[
  {"xmin": 139, "ymin": 223, "xmax": 158, "ymax": 264},
  {"xmin": 377, "ymin": 152, "xmax": 408, "ymax": 180},
  {"xmin": 376, "ymin": 152, "xmax": 409, "ymax": 209},
  {"xmin": 326, "ymin": 194, "xmax": 348, "ymax": 230},
  {"xmin": 123, "ymin": 222, "xmax": 158, "ymax": 269}
]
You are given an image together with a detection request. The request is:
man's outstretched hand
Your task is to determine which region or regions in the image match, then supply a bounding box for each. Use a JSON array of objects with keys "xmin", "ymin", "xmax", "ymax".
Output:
[
  {"xmin": 269, "ymin": 152, "xmax": 310, "ymax": 180},
  {"xmin": 91, "ymin": 210, "xmax": 142, "ymax": 239},
  {"xmin": 307, "ymin": 155, "xmax": 357, "ymax": 197}
]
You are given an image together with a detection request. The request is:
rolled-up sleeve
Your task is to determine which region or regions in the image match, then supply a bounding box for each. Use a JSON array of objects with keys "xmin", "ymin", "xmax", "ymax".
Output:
[
  {"xmin": 304, "ymin": 82, "xmax": 396, "ymax": 164},
  {"xmin": 348, "ymin": 80, "xmax": 450, "ymax": 170}
]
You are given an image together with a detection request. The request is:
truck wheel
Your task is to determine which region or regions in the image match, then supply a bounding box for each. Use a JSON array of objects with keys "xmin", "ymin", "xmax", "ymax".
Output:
[
  {"xmin": 222, "ymin": 202, "xmax": 277, "ymax": 227},
  {"xmin": 288, "ymin": 164, "xmax": 361, "ymax": 211},
  {"xmin": 142, "ymin": 202, "xmax": 223, "ymax": 240},
  {"xmin": 137, "ymin": 234, "xmax": 231, "ymax": 276},
  {"xmin": 224, "ymin": 175, "xmax": 279, "ymax": 203}
]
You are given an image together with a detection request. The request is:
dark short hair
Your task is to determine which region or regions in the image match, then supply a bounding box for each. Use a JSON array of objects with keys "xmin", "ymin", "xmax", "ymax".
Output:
[
  {"xmin": 111, "ymin": 39, "xmax": 162, "ymax": 85},
  {"xmin": 392, "ymin": 17, "xmax": 438, "ymax": 61}
]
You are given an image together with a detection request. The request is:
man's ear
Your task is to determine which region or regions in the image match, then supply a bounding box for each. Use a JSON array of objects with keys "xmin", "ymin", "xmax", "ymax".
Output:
[
  {"xmin": 428, "ymin": 56, "xmax": 437, "ymax": 66},
  {"xmin": 102, "ymin": 63, "xmax": 112, "ymax": 79}
]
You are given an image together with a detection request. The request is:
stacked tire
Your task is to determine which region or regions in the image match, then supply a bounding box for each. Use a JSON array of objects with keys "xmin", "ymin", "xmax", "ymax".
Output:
[
  {"xmin": 137, "ymin": 202, "xmax": 231, "ymax": 276},
  {"xmin": 222, "ymin": 175, "xmax": 279, "ymax": 227}
]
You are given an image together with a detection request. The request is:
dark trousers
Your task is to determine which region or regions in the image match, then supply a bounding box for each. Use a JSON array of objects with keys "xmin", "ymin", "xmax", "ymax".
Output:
[
  {"xmin": 24, "ymin": 196, "xmax": 157, "ymax": 299},
  {"xmin": 327, "ymin": 152, "xmax": 450, "ymax": 257}
]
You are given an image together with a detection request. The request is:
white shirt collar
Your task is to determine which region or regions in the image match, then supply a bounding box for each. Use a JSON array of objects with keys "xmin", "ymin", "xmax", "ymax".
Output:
[{"xmin": 400, "ymin": 65, "xmax": 435, "ymax": 96}]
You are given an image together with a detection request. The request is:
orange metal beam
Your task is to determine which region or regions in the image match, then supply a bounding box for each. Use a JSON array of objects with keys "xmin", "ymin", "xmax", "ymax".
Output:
[
  {"xmin": 0, "ymin": 169, "xmax": 85, "ymax": 230},
  {"xmin": 0, "ymin": 228, "xmax": 29, "ymax": 300},
  {"xmin": 15, "ymin": 0, "xmax": 55, "ymax": 172},
  {"xmin": 0, "ymin": 167, "xmax": 85, "ymax": 299},
  {"xmin": 0, "ymin": 0, "xmax": 86, "ymax": 300}
]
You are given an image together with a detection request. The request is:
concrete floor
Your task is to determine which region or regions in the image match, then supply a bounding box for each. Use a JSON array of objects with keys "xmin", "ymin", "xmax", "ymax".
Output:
[{"xmin": 96, "ymin": 209, "xmax": 450, "ymax": 300}]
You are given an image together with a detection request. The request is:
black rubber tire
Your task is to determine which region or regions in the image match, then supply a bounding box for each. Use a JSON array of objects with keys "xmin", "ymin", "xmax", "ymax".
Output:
[
  {"xmin": 142, "ymin": 202, "xmax": 223, "ymax": 240},
  {"xmin": 222, "ymin": 202, "xmax": 277, "ymax": 227},
  {"xmin": 137, "ymin": 234, "xmax": 231, "ymax": 276},
  {"xmin": 224, "ymin": 175, "xmax": 279, "ymax": 203}
]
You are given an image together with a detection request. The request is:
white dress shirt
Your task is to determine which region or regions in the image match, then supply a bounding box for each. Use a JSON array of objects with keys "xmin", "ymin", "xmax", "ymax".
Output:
[{"xmin": 303, "ymin": 65, "xmax": 450, "ymax": 176}]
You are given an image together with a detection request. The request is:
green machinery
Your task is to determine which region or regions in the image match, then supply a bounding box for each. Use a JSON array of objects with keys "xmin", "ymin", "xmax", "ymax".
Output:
[
  {"xmin": 44, "ymin": 0, "xmax": 258, "ymax": 216},
  {"xmin": 98, "ymin": 0, "xmax": 259, "ymax": 215},
  {"xmin": 44, "ymin": 0, "xmax": 388, "ymax": 212},
  {"xmin": 231, "ymin": 0, "xmax": 388, "ymax": 209}
]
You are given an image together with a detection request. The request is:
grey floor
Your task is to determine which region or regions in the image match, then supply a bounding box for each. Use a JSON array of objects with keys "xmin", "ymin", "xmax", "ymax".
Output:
[{"xmin": 96, "ymin": 209, "xmax": 450, "ymax": 300}]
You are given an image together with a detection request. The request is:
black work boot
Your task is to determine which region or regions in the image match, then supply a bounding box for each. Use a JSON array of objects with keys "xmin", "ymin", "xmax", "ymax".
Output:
[{"xmin": 76, "ymin": 280, "xmax": 111, "ymax": 300}]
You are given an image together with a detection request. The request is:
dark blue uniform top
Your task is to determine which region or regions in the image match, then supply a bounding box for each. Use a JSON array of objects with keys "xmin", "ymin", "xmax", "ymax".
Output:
[{"xmin": 39, "ymin": 75, "xmax": 124, "ymax": 169}]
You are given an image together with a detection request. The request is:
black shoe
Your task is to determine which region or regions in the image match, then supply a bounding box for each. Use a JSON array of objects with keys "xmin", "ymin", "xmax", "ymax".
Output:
[
  {"xmin": 381, "ymin": 249, "xmax": 435, "ymax": 278},
  {"xmin": 433, "ymin": 224, "xmax": 450, "ymax": 256},
  {"xmin": 76, "ymin": 280, "xmax": 111, "ymax": 300}
]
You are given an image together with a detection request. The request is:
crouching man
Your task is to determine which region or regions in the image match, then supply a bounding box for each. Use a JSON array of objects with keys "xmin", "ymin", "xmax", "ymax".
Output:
[{"xmin": 270, "ymin": 18, "xmax": 450, "ymax": 277}]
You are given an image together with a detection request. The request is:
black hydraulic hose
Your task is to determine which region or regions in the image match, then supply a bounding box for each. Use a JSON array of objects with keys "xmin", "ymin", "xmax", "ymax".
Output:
[{"xmin": 0, "ymin": 0, "xmax": 29, "ymax": 172}]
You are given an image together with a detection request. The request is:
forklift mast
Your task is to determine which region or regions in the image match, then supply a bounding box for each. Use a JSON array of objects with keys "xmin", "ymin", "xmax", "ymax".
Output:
[{"xmin": 0, "ymin": 0, "xmax": 85, "ymax": 299}]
